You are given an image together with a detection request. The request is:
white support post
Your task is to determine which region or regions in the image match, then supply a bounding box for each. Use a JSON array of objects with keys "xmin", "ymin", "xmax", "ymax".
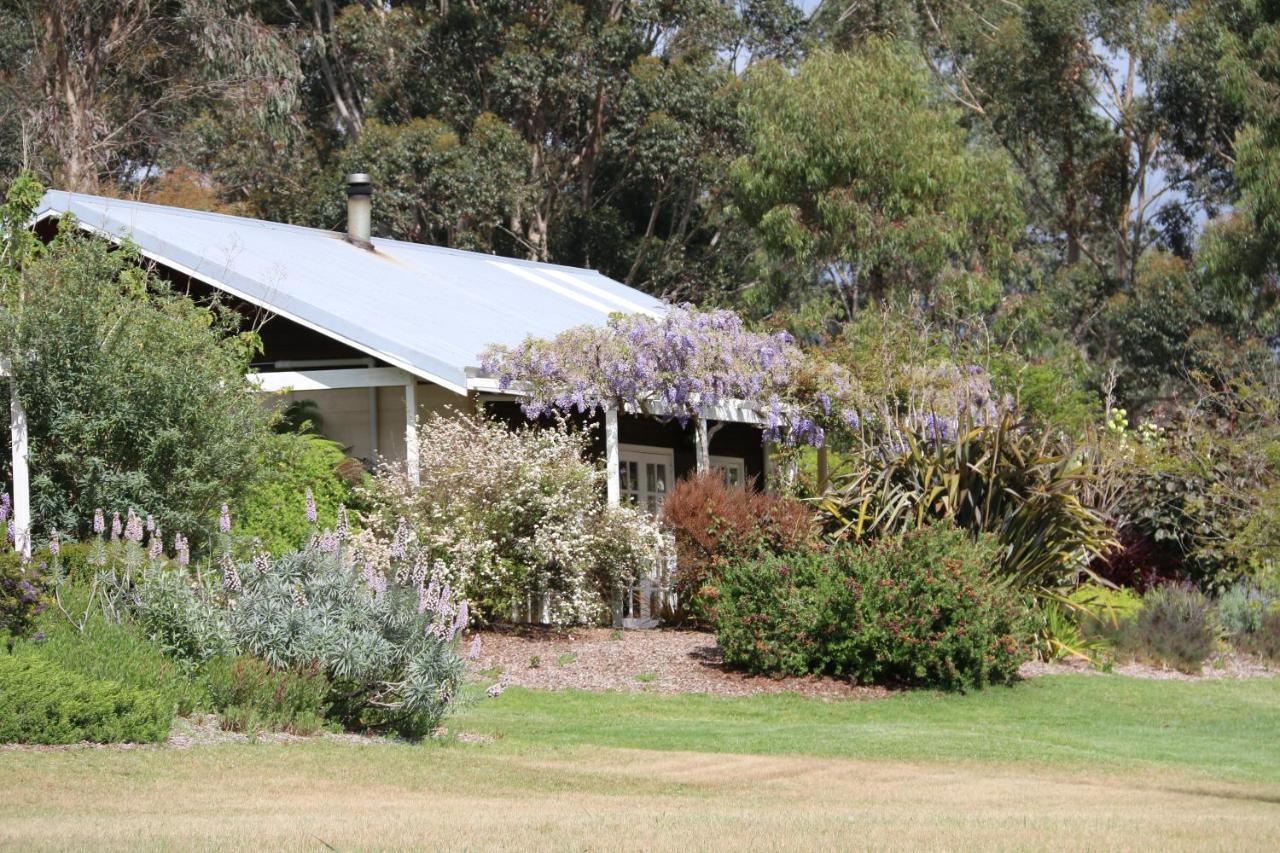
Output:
[
  {"xmin": 5, "ymin": 363, "xmax": 31, "ymax": 560},
  {"xmin": 605, "ymin": 407, "xmax": 620, "ymax": 507},
  {"xmin": 404, "ymin": 373, "xmax": 420, "ymax": 489},
  {"xmin": 694, "ymin": 415, "xmax": 710, "ymax": 474}
]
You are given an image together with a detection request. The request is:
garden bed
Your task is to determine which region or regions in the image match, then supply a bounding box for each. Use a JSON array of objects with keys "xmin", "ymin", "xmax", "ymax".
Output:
[
  {"xmin": 468, "ymin": 627, "xmax": 891, "ymax": 699},
  {"xmin": 469, "ymin": 627, "xmax": 1277, "ymax": 695}
]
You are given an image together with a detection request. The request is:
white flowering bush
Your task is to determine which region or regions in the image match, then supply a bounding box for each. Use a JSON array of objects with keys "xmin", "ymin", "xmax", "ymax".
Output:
[{"xmin": 361, "ymin": 412, "xmax": 662, "ymax": 626}]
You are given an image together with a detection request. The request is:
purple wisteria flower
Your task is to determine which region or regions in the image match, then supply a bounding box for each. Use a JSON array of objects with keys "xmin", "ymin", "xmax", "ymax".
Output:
[
  {"xmin": 218, "ymin": 504, "xmax": 231, "ymax": 534},
  {"xmin": 304, "ymin": 488, "xmax": 317, "ymax": 524}
]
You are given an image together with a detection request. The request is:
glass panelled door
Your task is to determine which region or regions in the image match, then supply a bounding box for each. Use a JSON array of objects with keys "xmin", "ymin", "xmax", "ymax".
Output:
[{"xmin": 618, "ymin": 445, "xmax": 674, "ymax": 515}]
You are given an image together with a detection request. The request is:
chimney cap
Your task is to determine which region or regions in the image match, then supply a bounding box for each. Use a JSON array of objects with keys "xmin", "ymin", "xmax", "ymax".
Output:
[{"xmin": 346, "ymin": 173, "xmax": 372, "ymax": 196}]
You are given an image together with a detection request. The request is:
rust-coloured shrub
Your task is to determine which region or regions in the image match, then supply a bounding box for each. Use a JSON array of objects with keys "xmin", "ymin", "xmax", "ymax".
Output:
[{"xmin": 661, "ymin": 473, "xmax": 819, "ymax": 621}]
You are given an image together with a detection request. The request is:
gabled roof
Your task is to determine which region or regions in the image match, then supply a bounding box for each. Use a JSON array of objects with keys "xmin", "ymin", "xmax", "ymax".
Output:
[{"xmin": 35, "ymin": 190, "xmax": 665, "ymax": 394}]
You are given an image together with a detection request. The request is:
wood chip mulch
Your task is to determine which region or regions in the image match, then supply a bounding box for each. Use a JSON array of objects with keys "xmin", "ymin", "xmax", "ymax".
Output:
[{"xmin": 467, "ymin": 627, "xmax": 892, "ymax": 700}]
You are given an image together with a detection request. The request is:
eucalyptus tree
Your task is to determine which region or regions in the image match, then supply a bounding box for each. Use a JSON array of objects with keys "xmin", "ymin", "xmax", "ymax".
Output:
[
  {"xmin": 0, "ymin": 0, "xmax": 298, "ymax": 193},
  {"xmin": 731, "ymin": 43, "xmax": 1023, "ymax": 333}
]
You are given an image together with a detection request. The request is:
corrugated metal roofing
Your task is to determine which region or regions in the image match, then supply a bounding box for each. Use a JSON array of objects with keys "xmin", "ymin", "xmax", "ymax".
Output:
[{"xmin": 35, "ymin": 190, "xmax": 666, "ymax": 394}]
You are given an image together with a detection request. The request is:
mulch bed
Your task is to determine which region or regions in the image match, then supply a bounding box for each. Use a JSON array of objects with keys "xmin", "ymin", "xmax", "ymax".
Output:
[
  {"xmin": 468, "ymin": 627, "xmax": 891, "ymax": 699},
  {"xmin": 469, "ymin": 626, "xmax": 1277, "ymax": 697}
]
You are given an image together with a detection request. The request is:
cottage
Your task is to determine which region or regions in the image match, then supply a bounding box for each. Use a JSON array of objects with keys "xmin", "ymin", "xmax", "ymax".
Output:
[{"xmin": 9, "ymin": 177, "xmax": 766, "ymax": 555}]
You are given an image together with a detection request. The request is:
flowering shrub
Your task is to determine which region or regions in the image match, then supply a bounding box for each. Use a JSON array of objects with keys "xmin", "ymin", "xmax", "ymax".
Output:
[
  {"xmin": 661, "ymin": 472, "xmax": 819, "ymax": 621},
  {"xmin": 714, "ymin": 526, "xmax": 1032, "ymax": 691},
  {"xmin": 361, "ymin": 412, "xmax": 661, "ymax": 626}
]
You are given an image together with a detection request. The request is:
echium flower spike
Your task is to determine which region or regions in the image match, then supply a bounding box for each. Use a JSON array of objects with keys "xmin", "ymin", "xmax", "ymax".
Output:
[
  {"xmin": 468, "ymin": 634, "xmax": 482, "ymax": 660},
  {"xmin": 92, "ymin": 508, "xmax": 105, "ymax": 535},
  {"xmin": 0, "ymin": 492, "xmax": 9, "ymax": 524},
  {"xmin": 221, "ymin": 552, "xmax": 241, "ymax": 593},
  {"xmin": 304, "ymin": 488, "xmax": 317, "ymax": 524},
  {"xmin": 48, "ymin": 530, "xmax": 60, "ymax": 557},
  {"xmin": 335, "ymin": 504, "xmax": 348, "ymax": 540},
  {"xmin": 218, "ymin": 504, "xmax": 231, "ymax": 534},
  {"xmin": 110, "ymin": 512, "xmax": 122, "ymax": 540},
  {"xmin": 124, "ymin": 509, "xmax": 143, "ymax": 544},
  {"xmin": 148, "ymin": 531, "xmax": 163, "ymax": 561},
  {"xmin": 391, "ymin": 516, "xmax": 409, "ymax": 560},
  {"xmin": 145, "ymin": 514, "xmax": 155, "ymax": 533}
]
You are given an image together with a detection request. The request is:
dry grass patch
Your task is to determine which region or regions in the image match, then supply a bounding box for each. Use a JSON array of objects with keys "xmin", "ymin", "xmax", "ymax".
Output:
[{"xmin": 2, "ymin": 742, "xmax": 1278, "ymax": 851}]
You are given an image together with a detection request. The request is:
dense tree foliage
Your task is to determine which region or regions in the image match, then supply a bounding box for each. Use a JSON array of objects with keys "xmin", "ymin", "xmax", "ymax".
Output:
[{"xmin": 0, "ymin": 0, "xmax": 1276, "ymax": 422}]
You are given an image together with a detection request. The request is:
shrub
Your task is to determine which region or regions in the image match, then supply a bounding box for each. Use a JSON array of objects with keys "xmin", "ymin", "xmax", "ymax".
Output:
[
  {"xmin": 235, "ymin": 431, "xmax": 365, "ymax": 555},
  {"xmin": 0, "ymin": 550, "xmax": 45, "ymax": 649},
  {"xmin": 362, "ymin": 411, "xmax": 660, "ymax": 626},
  {"xmin": 715, "ymin": 526, "xmax": 1032, "ymax": 691},
  {"xmin": 125, "ymin": 537, "xmax": 468, "ymax": 739},
  {"xmin": 821, "ymin": 410, "xmax": 1116, "ymax": 590},
  {"xmin": 202, "ymin": 655, "xmax": 329, "ymax": 735},
  {"xmin": 1117, "ymin": 584, "xmax": 1218, "ymax": 673},
  {"xmin": 1218, "ymin": 582, "xmax": 1274, "ymax": 640},
  {"xmin": 662, "ymin": 472, "xmax": 819, "ymax": 620},
  {"xmin": 130, "ymin": 567, "xmax": 234, "ymax": 664},
  {"xmin": 2, "ymin": 225, "xmax": 273, "ymax": 544},
  {"xmin": 16, "ymin": 581, "xmax": 205, "ymax": 715},
  {"xmin": 1245, "ymin": 611, "xmax": 1280, "ymax": 661},
  {"xmin": 0, "ymin": 655, "xmax": 171, "ymax": 744}
]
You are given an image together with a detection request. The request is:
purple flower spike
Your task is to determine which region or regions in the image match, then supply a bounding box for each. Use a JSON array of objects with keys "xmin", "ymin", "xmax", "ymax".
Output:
[
  {"xmin": 218, "ymin": 504, "xmax": 231, "ymax": 534},
  {"xmin": 92, "ymin": 508, "xmax": 105, "ymax": 535},
  {"xmin": 49, "ymin": 531, "xmax": 60, "ymax": 557},
  {"xmin": 124, "ymin": 509, "xmax": 144, "ymax": 544},
  {"xmin": 0, "ymin": 492, "xmax": 10, "ymax": 524},
  {"xmin": 304, "ymin": 488, "xmax": 317, "ymax": 524},
  {"xmin": 110, "ymin": 512, "xmax": 122, "ymax": 540}
]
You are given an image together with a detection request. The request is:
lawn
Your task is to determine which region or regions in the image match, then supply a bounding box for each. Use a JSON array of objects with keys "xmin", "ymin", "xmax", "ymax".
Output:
[{"xmin": 2, "ymin": 675, "xmax": 1278, "ymax": 851}]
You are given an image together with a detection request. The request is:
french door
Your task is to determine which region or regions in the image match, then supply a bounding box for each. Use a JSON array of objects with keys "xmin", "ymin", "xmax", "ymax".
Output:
[{"xmin": 617, "ymin": 444, "xmax": 674, "ymax": 515}]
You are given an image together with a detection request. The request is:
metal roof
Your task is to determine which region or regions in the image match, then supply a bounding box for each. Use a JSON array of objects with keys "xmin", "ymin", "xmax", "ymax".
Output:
[{"xmin": 35, "ymin": 190, "xmax": 666, "ymax": 394}]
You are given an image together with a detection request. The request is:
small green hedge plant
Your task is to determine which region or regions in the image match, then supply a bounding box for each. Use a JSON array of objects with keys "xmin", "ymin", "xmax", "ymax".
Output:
[
  {"xmin": 715, "ymin": 525, "xmax": 1032, "ymax": 691},
  {"xmin": 0, "ymin": 655, "xmax": 171, "ymax": 744}
]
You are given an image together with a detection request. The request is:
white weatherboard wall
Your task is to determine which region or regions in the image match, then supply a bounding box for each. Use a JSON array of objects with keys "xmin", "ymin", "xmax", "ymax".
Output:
[{"xmin": 273, "ymin": 381, "xmax": 463, "ymax": 465}]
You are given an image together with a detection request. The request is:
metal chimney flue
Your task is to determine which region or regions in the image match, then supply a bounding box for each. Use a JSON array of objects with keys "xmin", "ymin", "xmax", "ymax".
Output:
[{"xmin": 345, "ymin": 173, "xmax": 372, "ymax": 248}]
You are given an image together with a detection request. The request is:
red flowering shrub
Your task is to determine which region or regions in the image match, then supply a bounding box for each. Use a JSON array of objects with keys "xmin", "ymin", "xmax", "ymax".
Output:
[
  {"xmin": 661, "ymin": 473, "xmax": 819, "ymax": 621},
  {"xmin": 714, "ymin": 525, "xmax": 1032, "ymax": 690}
]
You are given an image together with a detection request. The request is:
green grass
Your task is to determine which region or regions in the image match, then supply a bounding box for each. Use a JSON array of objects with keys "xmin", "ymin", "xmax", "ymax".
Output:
[{"xmin": 453, "ymin": 675, "xmax": 1280, "ymax": 783}]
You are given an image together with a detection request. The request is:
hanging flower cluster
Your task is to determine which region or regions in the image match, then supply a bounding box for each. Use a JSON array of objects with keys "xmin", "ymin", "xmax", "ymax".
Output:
[{"xmin": 479, "ymin": 304, "xmax": 860, "ymax": 446}]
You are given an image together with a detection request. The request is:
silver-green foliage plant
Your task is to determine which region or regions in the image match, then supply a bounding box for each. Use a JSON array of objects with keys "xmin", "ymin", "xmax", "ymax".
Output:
[
  {"xmin": 93, "ymin": 519, "xmax": 468, "ymax": 739},
  {"xmin": 226, "ymin": 543, "xmax": 466, "ymax": 738}
]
